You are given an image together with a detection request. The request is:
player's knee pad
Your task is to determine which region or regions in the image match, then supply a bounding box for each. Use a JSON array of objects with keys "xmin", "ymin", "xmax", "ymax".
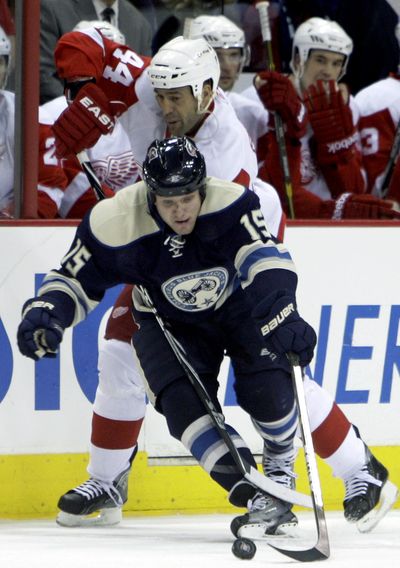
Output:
[
  {"xmin": 234, "ymin": 368, "xmax": 295, "ymax": 421},
  {"xmin": 95, "ymin": 338, "xmax": 146, "ymax": 420},
  {"xmin": 98, "ymin": 338, "xmax": 145, "ymax": 394}
]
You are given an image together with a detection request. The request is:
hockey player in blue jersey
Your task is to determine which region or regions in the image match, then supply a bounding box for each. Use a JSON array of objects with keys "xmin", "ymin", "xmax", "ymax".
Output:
[{"xmin": 17, "ymin": 136, "xmax": 317, "ymax": 531}]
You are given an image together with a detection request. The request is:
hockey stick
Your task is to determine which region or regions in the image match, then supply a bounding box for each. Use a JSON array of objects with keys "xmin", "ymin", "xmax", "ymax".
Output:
[
  {"xmin": 377, "ymin": 117, "xmax": 400, "ymax": 198},
  {"xmin": 256, "ymin": 1, "xmax": 295, "ymax": 219},
  {"xmin": 240, "ymin": 355, "xmax": 330, "ymax": 561},
  {"xmin": 137, "ymin": 285, "xmax": 313, "ymax": 514},
  {"xmin": 271, "ymin": 353, "xmax": 329, "ymax": 561},
  {"xmin": 77, "ymin": 150, "xmax": 107, "ymax": 201}
]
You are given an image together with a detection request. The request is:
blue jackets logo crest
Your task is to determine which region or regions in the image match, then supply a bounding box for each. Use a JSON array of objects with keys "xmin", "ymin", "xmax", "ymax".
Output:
[{"xmin": 162, "ymin": 268, "xmax": 228, "ymax": 311}]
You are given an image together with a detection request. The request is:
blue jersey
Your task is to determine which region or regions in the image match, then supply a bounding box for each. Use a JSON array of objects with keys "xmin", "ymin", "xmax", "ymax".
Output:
[{"xmin": 39, "ymin": 177, "xmax": 297, "ymax": 326}]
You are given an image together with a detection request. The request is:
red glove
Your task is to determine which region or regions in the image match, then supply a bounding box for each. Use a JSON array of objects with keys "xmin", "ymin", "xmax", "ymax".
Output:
[
  {"xmin": 255, "ymin": 71, "xmax": 307, "ymax": 138},
  {"xmin": 303, "ymin": 80, "xmax": 357, "ymax": 165},
  {"xmin": 52, "ymin": 83, "xmax": 116, "ymax": 158},
  {"xmin": 330, "ymin": 193, "xmax": 400, "ymax": 219}
]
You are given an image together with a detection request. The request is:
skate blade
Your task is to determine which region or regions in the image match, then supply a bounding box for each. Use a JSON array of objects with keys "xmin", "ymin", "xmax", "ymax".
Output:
[
  {"xmin": 357, "ymin": 480, "xmax": 399, "ymax": 533},
  {"xmin": 238, "ymin": 521, "xmax": 299, "ymax": 541},
  {"xmin": 56, "ymin": 507, "xmax": 122, "ymax": 528}
]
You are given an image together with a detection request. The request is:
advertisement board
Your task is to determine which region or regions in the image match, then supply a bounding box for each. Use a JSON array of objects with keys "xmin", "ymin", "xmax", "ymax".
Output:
[{"xmin": 1, "ymin": 224, "xmax": 400, "ymax": 459}]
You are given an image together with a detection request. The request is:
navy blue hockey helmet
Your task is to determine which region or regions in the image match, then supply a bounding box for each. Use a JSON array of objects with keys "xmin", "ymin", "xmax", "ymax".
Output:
[{"xmin": 142, "ymin": 137, "xmax": 206, "ymax": 198}]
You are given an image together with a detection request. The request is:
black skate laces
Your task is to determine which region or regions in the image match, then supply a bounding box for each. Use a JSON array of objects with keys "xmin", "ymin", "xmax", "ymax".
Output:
[{"xmin": 73, "ymin": 478, "xmax": 124, "ymax": 507}]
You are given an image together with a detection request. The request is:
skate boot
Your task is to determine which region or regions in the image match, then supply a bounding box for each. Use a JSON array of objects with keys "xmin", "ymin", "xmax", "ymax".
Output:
[
  {"xmin": 343, "ymin": 447, "xmax": 399, "ymax": 533},
  {"xmin": 230, "ymin": 445, "xmax": 298, "ymax": 539},
  {"xmin": 56, "ymin": 464, "xmax": 131, "ymax": 527}
]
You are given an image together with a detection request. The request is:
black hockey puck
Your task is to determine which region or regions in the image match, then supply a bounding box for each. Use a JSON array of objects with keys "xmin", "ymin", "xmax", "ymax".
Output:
[{"xmin": 232, "ymin": 537, "xmax": 257, "ymax": 560}]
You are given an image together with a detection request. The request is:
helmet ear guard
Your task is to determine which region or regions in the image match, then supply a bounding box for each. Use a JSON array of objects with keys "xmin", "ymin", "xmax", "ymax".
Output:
[
  {"xmin": 290, "ymin": 17, "xmax": 353, "ymax": 81},
  {"xmin": 143, "ymin": 137, "xmax": 207, "ymax": 200}
]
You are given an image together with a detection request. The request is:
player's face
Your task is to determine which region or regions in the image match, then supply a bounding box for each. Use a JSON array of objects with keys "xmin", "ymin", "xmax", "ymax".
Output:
[
  {"xmin": 215, "ymin": 47, "xmax": 242, "ymax": 91},
  {"xmin": 155, "ymin": 191, "xmax": 202, "ymax": 235},
  {"xmin": 0, "ymin": 56, "xmax": 8, "ymax": 88},
  {"xmin": 300, "ymin": 49, "xmax": 345, "ymax": 92},
  {"xmin": 154, "ymin": 87, "xmax": 201, "ymax": 136}
]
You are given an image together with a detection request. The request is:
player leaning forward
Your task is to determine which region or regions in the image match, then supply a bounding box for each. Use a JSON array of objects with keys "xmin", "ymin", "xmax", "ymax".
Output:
[{"xmin": 17, "ymin": 136, "xmax": 316, "ymax": 536}]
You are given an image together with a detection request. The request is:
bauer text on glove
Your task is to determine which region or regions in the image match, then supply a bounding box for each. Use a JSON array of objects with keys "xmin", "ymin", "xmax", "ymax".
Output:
[{"xmin": 253, "ymin": 290, "xmax": 317, "ymax": 367}]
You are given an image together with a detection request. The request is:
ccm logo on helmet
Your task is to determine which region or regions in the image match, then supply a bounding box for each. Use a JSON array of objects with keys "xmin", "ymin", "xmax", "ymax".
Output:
[
  {"xmin": 79, "ymin": 96, "xmax": 114, "ymax": 130},
  {"xmin": 261, "ymin": 302, "xmax": 295, "ymax": 336}
]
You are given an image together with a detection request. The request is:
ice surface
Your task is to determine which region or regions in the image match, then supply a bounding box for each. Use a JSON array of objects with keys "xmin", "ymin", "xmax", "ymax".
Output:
[{"xmin": 0, "ymin": 510, "xmax": 399, "ymax": 568}]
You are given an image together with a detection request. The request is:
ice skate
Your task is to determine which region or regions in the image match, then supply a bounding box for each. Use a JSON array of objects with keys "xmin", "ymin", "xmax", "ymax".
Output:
[
  {"xmin": 230, "ymin": 445, "xmax": 298, "ymax": 539},
  {"xmin": 343, "ymin": 448, "xmax": 399, "ymax": 533},
  {"xmin": 56, "ymin": 465, "xmax": 131, "ymax": 527}
]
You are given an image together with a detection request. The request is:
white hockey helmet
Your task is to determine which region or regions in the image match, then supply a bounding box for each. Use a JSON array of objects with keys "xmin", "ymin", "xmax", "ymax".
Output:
[
  {"xmin": 186, "ymin": 15, "xmax": 250, "ymax": 70},
  {"xmin": 148, "ymin": 36, "xmax": 220, "ymax": 112},
  {"xmin": 290, "ymin": 17, "xmax": 353, "ymax": 80},
  {"xmin": 0, "ymin": 25, "xmax": 11, "ymax": 89},
  {"xmin": 73, "ymin": 20, "xmax": 126, "ymax": 44}
]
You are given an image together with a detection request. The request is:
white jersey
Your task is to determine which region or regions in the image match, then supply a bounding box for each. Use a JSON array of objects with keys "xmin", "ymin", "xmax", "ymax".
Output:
[
  {"xmin": 0, "ymin": 90, "xmax": 15, "ymax": 215},
  {"xmin": 252, "ymin": 177, "xmax": 284, "ymax": 238},
  {"xmin": 240, "ymin": 83, "xmax": 262, "ymax": 104},
  {"xmin": 227, "ymin": 90, "xmax": 269, "ymax": 150}
]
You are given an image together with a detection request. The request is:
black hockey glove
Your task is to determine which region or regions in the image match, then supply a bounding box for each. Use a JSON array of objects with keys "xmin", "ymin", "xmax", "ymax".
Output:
[
  {"xmin": 17, "ymin": 298, "xmax": 65, "ymax": 361},
  {"xmin": 253, "ymin": 290, "xmax": 316, "ymax": 367}
]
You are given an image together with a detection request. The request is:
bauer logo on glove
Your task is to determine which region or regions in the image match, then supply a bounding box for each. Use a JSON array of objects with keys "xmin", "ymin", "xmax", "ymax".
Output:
[
  {"xmin": 253, "ymin": 290, "xmax": 317, "ymax": 367},
  {"xmin": 260, "ymin": 302, "xmax": 295, "ymax": 336}
]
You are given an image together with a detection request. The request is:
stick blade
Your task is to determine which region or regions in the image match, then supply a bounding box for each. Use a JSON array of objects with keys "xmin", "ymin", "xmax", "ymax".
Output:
[
  {"xmin": 267, "ymin": 506, "xmax": 330, "ymax": 562},
  {"xmin": 268, "ymin": 543, "xmax": 329, "ymax": 562}
]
